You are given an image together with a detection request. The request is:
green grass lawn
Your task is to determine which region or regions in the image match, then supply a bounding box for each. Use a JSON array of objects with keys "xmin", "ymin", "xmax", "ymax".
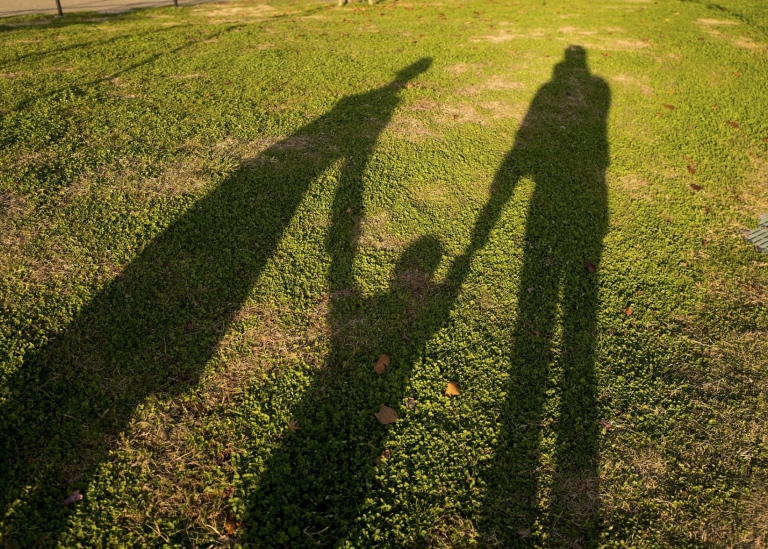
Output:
[{"xmin": 1, "ymin": 0, "xmax": 767, "ymax": 546}]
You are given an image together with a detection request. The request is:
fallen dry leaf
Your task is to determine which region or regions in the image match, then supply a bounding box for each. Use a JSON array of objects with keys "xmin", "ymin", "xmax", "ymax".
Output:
[
  {"xmin": 690, "ymin": 183, "xmax": 703, "ymax": 191},
  {"xmin": 287, "ymin": 419, "xmax": 300, "ymax": 432},
  {"xmin": 726, "ymin": 120, "xmax": 740, "ymax": 128},
  {"xmin": 375, "ymin": 404, "xmax": 398, "ymax": 425},
  {"xmin": 374, "ymin": 354, "xmax": 391, "ymax": 375},
  {"xmin": 62, "ymin": 490, "xmax": 83, "ymax": 506},
  {"xmin": 687, "ymin": 165, "xmax": 696, "ymax": 174},
  {"xmin": 405, "ymin": 397, "xmax": 416, "ymax": 410},
  {"xmin": 637, "ymin": 289, "xmax": 644, "ymax": 295},
  {"xmin": 376, "ymin": 448, "xmax": 392, "ymax": 465},
  {"xmin": 600, "ymin": 419, "xmax": 613, "ymax": 430},
  {"xmin": 225, "ymin": 515, "xmax": 241, "ymax": 535},
  {"xmin": 585, "ymin": 261, "xmax": 596, "ymax": 273},
  {"xmin": 734, "ymin": 71, "xmax": 742, "ymax": 77},
  {"xmin": 622, "ymin": 306, "xmax": 633, "ymax": 316},
  {"xmin": 445, "ymin": 381, "xmax": 461, "ymax": 396},
  {"xmin": 663, "ymin": 103, "xmax": 675, "ymax": 110}
]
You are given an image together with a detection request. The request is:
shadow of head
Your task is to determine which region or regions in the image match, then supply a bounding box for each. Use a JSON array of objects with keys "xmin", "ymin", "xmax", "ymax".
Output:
[
  {"xmin": 555, "ymin": 45, "xmax": 589, "ymax": 75},
  {"xmin": 394, "ymin": 235, "xmax": 443, "ymax": 281},
  {"xmin": 392, "ymin": 57, "xmax": 433, "ymax": 86}
]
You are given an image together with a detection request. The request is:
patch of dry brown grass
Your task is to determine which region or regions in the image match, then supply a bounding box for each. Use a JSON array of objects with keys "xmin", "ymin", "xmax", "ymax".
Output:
[
  {"xmin": 0, "ymin": 191, "xmax": 34, "ymax": 278},
  {"xmin": 611, "ymin": 73, "xmax": 653, "ymax": 97},
  {"xmin": 462, "ymin": 76, "xmax": 525, "ymax": 95},
  {"xmin": 615, "ymin": 174, "xmax": 653, "ymax": 202},
  {"xmin": 445, "ymin": 62, "xmax": 485, "ymax": 77},
  {"xmin": 385, "ymin": 112, "xmax": 440, "ymax": 143},
  {"xmin": 427, "ymin": 513, "xmax": 479, "ymax": 548},
  {"xmin": 358, "ymin": 210, "xmax": 406, "ymax": 252},
  {"xmin": 193, "ymin": 2, "xmax": 276, "ymax": 24}
]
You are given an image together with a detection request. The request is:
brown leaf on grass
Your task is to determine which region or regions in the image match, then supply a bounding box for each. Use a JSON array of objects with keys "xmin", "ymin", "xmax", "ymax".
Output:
[
  {"xmin": 405, "ymin": 397, "xmax": 416, "ymax": 410},
  {"xmin": 222, "ymin": 486, "xmax": 235, "ymax": 499},
  {"xmin": 622, "ymin": 306, "xmax": 633, "ymax": 316},
  {"xmin": 287, "ymin": 419, "xmax": 300, "ymax": 432},
  {"xmin": 600, "ymin": 419, "xmax": 613, "ymax": 430},
  {"xmin": 726, "ymin": 120, "xmax": 740, "ymax": 128},
  {"xmin": 376, "ymin": 448, "xmax": 392, "ymax": 465},
  {"xmin": 690, "ymin": 183, "xmax": 703, "ymax": 191},
  {"xmin": 445, "ymin": 381, "xmax": 461, "ymax": 396},
  {"xmin": 62, "ymin": 490, "xmax": 83, "ymax": 506},
  {"xmin": 687, "ymin": 165, "xmax": 696, "ymax": 174},
  {"xmin": 734, "ymin": 71, "xmax": 742, "ymax": 77},
  {"xmin": 663, "ymin": 103, "xmax": 675, "ymax": 110},
  {"xmin": 374, "ymin": 354, "xmax": 391, "ymax": 375},
  {"xmin": 763, "ymin": 137, "xmax": 768, "ymax": 142},
  {"xmin": 585, "ymin": 261, "xmax": 596, "ymax": 273},
  {"xmin": 375, "ymin": 404, "xmax": 398, "ymax": 425},
  {"xmin": 224, "ymin": 515, "xmax": 241, "ymax": 535}
]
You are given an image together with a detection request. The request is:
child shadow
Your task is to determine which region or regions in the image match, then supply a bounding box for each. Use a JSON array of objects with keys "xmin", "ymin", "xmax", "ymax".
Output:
[{"xmin": 242, "ymin": 233, "xmax": 453, "ymax": 546}]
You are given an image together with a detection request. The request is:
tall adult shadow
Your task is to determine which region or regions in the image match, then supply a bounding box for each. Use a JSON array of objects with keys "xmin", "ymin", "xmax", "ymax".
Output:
[
  {"xmin": 0, "ymin": 58, "xmax": 432, "ymax": 546},
  {"xmin": 473, "ymin": 46, "xmax": 610, "ymax": 547}
]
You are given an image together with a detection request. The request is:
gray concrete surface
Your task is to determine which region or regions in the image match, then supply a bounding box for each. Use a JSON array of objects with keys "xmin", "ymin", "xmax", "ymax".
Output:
[{"xmin": 1, "ymin": 0, "xmax": 222, "ymax": 18}]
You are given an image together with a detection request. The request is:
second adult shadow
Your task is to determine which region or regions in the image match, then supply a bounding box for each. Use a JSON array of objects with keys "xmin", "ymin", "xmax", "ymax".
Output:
[{"xmin": 476, "ymin": 45, "xmax": 611, "ymax": 547}]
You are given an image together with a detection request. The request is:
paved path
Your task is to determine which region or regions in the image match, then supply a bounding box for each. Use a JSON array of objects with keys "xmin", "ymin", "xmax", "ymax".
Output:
[{"xmin": 1, "ymin": 0, "xmax": 223, "ymax": 18}]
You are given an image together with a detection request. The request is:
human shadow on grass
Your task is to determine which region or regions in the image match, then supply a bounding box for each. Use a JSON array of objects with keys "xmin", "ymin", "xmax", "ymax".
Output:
[
  {"xmin": 0, "ymin": 58, "xmax": 431, "ymax": 546},
  {"xmin": 238, "ymin": 46, "xmax": 609, "ymax": 548},
  {"xmin": 476, "ymin": 46, "xmax": 610, "ymax": 547}
]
